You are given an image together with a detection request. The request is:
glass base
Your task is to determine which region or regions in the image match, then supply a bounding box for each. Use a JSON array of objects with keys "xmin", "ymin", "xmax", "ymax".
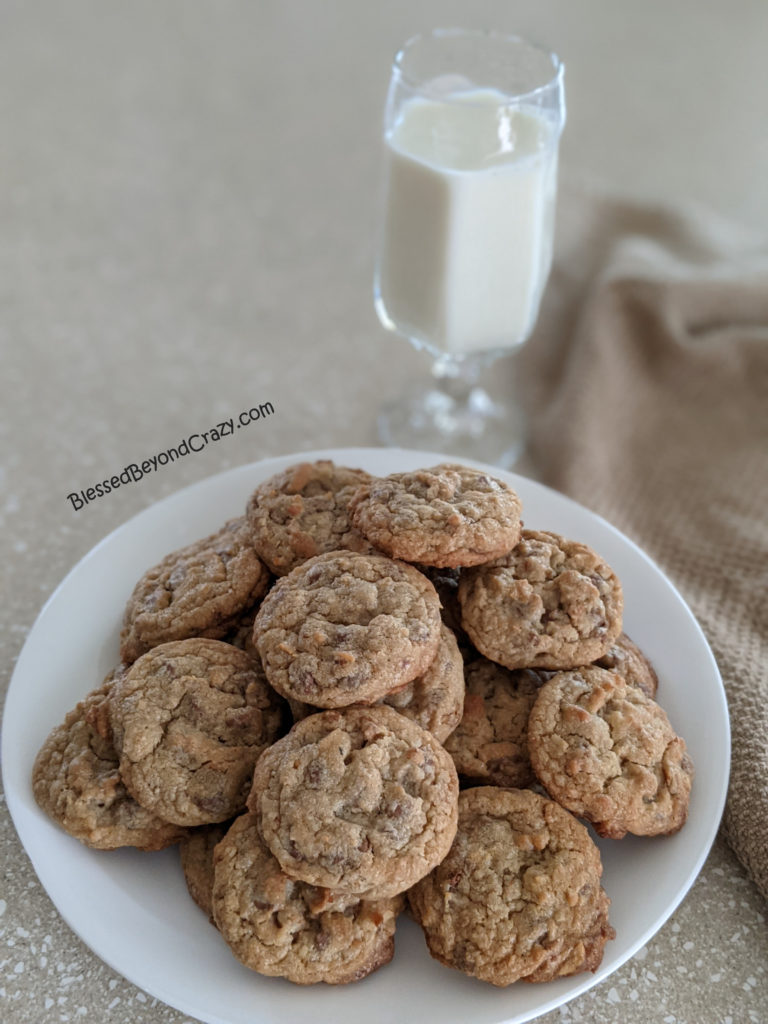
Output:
[{"xmin": 377, "ymin": 382, "xmax": 525, "ymax": 469}]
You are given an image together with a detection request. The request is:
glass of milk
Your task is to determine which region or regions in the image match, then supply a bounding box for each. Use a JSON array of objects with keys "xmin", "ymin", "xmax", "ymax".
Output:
[{"xmin": 374, "ymin": 29, "xmax": 565, "ymax": 466}]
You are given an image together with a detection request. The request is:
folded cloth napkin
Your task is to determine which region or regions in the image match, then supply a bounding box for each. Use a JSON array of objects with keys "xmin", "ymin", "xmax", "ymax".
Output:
[{"xmin": 520, "ymin": 183, "xmax": 768, "ymax": 901}]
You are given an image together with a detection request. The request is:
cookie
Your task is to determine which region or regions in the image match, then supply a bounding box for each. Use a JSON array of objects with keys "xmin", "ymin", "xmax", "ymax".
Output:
[
  {"xmin": 120, "ymin": 517, "xmax": 270, "ymax": 664},
  {"xmin": 245, "ymin": 460, "xmax": 377, "ymax": 576},
  {"xmin": 288, "ymin": 624, "xmax": 465, "ymax": 743},
  {"xmin": 253, "ymin": 551, "xmax": 442, "ymax": 708},
  {"xmin": 595, "ymin": 632, "xmax": 659, "ymax": 698},
  {"xmin": 349, "ymin": 463, "xmax": 523, "ymax": 568},
  {"xmin": 458, "ymin": 530, "xmax": 623, "ymax": 670},
  {"xmin": 211, "ymin": 813, "xmax": 402, "ymax": 985},
  {"xmin": 408, "ymin": 787, "xmax": 614, "ymax": 986},
  {"xmin": 32, "ymin": 671, "xmax": 186, "ymax": 851},
  {"xmin": 180, "ymin": 820, "xmax": 232, "ymax": 921},
  {"xmin": 378, "ymin": 624, "xmax": 465, "ymax": 741},
  {"xmin": 249, "ymin": 705, "xmax": 459, "ymax": 899},
  {"xmin": 528, "ymin": 666, "xmax": 693, "ymax": 838},
  {"xmin": 443, "ymin": 658, "xmax": 545, "ymax": 787},
  {"xmin": 109, "ymin": 639, "xmax": 285, "ymax": 826}
]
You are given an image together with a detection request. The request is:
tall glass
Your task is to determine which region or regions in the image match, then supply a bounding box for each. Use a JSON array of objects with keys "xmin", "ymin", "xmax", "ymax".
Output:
[{"xmin": 374, "ymin": 29, "xmax": 565, "ymax": 466}]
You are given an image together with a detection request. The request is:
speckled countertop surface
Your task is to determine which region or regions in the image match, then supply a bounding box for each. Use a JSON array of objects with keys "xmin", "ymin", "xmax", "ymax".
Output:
[{"xmin": 2, "ymin": 2, "xmax": 767, "ymax": 1022}]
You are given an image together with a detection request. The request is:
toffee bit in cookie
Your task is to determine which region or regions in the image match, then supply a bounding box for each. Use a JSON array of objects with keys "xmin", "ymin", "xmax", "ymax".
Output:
[
  {"xmin": 349, "ymin": 463, "xmax": 523, "ymax": 568},
  {"xmin": 408, "ymin": 787, "xmax": 615, "ymax": 986},
  {"xmin": 527, "ymin": 666, "xmax": 693, "ymax": 838},
  {"xmin": 253, "ymin": 551, "xmax": 442, "ymax": 708},
  {"xmin": 248, "ymin": 705, "xmax": 459, "ymax": 899},
  {"xmin": 458, "ymin": 530, "xmax": 623, "ymax": 670}
]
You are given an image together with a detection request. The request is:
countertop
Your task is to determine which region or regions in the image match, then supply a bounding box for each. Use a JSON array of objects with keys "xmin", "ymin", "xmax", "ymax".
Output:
[{"xmin": 1, "ymin": 2, "xmax": 767, "ymax": 1022}]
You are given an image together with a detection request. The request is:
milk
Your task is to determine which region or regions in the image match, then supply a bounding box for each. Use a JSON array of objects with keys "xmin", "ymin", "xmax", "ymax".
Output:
[{"xmin": 375, "ymin": 88, "xmax": 560, "ymax": 355}]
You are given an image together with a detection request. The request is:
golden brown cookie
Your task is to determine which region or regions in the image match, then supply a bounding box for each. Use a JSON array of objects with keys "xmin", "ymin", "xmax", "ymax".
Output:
[
  {"xmin": 378, "ymin": 624, "xmax": 465, "ymax": 741},
  {"xmin": 109, "ymin": 639, "xmax": 285, "ymax": 826},
  {"xmin": 249, "ymin": 706, "xmax": 459, "ymax": 899},
  {"xmin": 458, "ymin": 530, "xmax": 623, "ymax": 670},
  {"xmin": 528, "ymin": 666, "xmax": 693, "ymax": 838},
  {"xmin": 211, "ymin": 813, "xmax": 402, "ymax": 985},
  {"xmin": 32, "ymin": 672, "xmax": 186, "ymax": 850},
  {"xmin": 120, "ymin": 517, "xmax": 270, "ymax": 664},
  {"xmin": 245, "ymin": 460, "xmax": 377, "ymax": 576},
  {"xmin": 349, "ymin": 463, "xmax": 523, "ymax": 568},
  {"xmin": 443, "ymin": 658, "xmax": 545, "ymax": 787},
  {"xmin": 595, "ymin": 631, "xmax": 659, "ymax": 698},
  {"xmin": 253, "ymin": 551, "xmax": 442, "ymax": 708},
  {"xmin": 180, "ymin": 820, "xmax": 232, "ymax": 922},
  {"xmin": 287, "ymin": 624, "xmax": 465, "ymax": 743},
  {"xmin": 408, "ymin": 787, "xmax": 614, "ymax": 986}
]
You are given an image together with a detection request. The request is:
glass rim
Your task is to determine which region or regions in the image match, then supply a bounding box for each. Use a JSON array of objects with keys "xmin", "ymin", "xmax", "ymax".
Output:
[{"xmin": 392, "ymin": 27, "xmax": 564, "ymax": 104}]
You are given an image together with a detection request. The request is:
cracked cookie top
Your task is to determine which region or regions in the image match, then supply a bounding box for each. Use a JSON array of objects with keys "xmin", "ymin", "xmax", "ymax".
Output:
[
  {"xmin": 249, "ymin": 705, "xmax": 459, "ymax": 899},
  {"xmin": 458, "ymin": 530, "xmax": 623, "ymax": 670},
  {"xmin": 528, "ymin": 666, "xmax": 693, "ymax": 838},
  {"xmin": 211, "ymin": 812, "xmax": 402, "ymax": 985},
  {"xmin": 253, "ymin": 551, "xmax": 442, "ymax": 708},
  {"xmin": 408, "ymin": 787, "xmax": 614, "ymax": 986},
  {"xmin": 349, "ymin": 464, "xmax": 523, "ymax": 568},
  {"xmin": 120, "ymin": 517, "xmax": 270, "ymax": 665},
  {"xmin": 32, "ymin": 671, "xmax": 187, "ymax": 851},
  {"xmin": 245, "ymin": 460, "xmax": 378, "ymax": 576},
  {"xmin": 444, "ymin": 658, "xmax": 546, "ymax": 787},
  {"xmin": 109, "ymin": 638, "xmax": 285, "ymax": 826}
]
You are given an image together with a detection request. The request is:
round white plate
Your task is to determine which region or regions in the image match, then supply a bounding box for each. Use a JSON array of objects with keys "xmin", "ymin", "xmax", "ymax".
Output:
[{"xmin": 2, "ymin": 447, "xmax": 729, "ymax": 1024}]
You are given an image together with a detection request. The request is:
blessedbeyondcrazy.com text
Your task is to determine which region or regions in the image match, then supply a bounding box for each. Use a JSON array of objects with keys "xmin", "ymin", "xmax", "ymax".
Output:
[{"xmin": 66, "ymin": 401, "xmax": 275, "ymax": 511}]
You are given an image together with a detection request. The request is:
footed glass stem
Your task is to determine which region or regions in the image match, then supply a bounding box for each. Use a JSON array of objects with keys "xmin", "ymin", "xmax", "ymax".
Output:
[{"xmin": 377, "ymin": 351, "xmax": 525, "ymax": 468}]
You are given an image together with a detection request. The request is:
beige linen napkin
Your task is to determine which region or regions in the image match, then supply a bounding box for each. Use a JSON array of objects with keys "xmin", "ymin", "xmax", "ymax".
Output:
[{"xmin": 520, "ymin": 184, "xmax": 768, "ymax": 900}]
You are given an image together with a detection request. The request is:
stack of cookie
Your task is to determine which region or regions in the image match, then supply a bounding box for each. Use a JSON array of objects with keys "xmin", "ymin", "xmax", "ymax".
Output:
[{"xmin": 32, "ymin": 459, "xmax": 694, "ymax": 990}]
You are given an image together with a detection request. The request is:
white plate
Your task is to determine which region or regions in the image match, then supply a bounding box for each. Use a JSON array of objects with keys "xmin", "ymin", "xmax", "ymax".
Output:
[{"xmin": 2, "ymin": 447, "xmax": 729, "ymax": 1024}]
